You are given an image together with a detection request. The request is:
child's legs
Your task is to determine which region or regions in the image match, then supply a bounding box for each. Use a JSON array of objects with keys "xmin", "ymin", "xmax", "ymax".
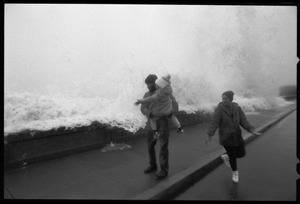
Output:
[
  {"xmin": 170, "ymin": 114, "xmax": 181, "ymax": 129},
  {"xmin": 150, "ymin": 117, "xmax": 159, "ymax": 131}
]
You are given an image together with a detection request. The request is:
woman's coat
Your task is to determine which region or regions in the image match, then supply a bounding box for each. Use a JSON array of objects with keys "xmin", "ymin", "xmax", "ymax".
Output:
[{"xmin": 207, "ymin": 101, "xmax": 255, "ymax": 146}]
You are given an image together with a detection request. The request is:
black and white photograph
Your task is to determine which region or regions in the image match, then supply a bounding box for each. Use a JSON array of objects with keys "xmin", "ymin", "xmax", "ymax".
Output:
[{"xmin": 4, "ymin": 3, "xmax": 298, "ymax": 200}]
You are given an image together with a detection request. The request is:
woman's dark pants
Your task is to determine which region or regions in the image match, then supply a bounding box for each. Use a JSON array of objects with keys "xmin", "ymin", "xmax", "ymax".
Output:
[{"xmin": 223, "ymin": 145, "xmax": 246, "ymax": 171}]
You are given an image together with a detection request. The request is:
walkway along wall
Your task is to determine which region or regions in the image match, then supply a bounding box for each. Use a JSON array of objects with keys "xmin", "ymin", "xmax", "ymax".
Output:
[{"xmin": 4, "ymin": 110, "xmax": 212, "ymax": 170}]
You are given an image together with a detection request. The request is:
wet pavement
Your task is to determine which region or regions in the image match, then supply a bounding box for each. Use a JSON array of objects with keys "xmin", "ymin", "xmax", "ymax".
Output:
[
  {"xmin": 174, "ymin": 110, "xmax": 297, "ymax": 201},
  {"xmin": 4, "ymin": 102, "xmax": 297, "ymax": 200}
]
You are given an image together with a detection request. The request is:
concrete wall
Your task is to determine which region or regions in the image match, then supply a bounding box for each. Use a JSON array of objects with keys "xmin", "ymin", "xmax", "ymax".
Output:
[{"xmin": 4, "ymin": 111, "xmax": 213, "ymax": 170}]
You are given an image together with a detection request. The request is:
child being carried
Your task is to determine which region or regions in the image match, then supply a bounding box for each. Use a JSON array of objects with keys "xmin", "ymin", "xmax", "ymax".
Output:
[{"xmin": 135, "ymin": 74, "xmax": 183, "ymax": 141}]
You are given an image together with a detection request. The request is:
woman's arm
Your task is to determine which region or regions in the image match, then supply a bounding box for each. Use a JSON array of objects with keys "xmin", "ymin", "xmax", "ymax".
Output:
[
  {"xmin": 239, "ymin": 107, "xmax": 262, "ymax": 136},
  {"xmin": 207, "ymin": 106, "xmax": 222, "ymax": 136},
  {"xmin": 238, "ymin": 106, "xmax": 254, "ymax": 132}
]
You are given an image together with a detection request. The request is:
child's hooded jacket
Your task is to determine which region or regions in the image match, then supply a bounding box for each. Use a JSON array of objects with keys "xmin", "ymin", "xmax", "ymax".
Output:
[{"xmin": 141, "ymin": 75, "xmax": 174, "ymax": 117}]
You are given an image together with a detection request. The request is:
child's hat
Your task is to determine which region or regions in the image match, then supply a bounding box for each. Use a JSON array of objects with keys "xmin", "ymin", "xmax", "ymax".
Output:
[{"xmin": 156, "ymin": 74, "xmax": 171, "ymax": 88}]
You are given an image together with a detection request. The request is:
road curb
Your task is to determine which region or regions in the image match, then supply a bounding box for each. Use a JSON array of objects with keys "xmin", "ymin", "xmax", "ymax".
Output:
[
  {"xmin": 244, "ymin": 107, "xmax": 297, "ymax": 145},
  {"xmin": 132, "ymin": 107, "xmax": 296, "ymax": 200}
]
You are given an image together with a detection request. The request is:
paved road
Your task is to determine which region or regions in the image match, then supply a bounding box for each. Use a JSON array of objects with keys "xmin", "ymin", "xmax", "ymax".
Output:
[
  {"xmin": 4, "ymin": 103, "xmax": 296, "ymax": 200},
  {"xmin": 174, "ymin": 110, "xmax": 298, "ymax": 201}
]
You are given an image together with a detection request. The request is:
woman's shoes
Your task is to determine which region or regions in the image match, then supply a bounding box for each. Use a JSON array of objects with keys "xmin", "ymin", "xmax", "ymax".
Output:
[
  {"xmin": 221, "ymin": 154, "xmax": 231, "ymax": 168},
  {"xmin": 232, "ymin": 171, "xmax": 239, "ymax": 183}
]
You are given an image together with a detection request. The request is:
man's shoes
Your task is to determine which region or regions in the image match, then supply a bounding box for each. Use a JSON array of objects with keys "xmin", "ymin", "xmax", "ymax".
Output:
[
  {"xmin": 232, "ymin": 171, "xmax": 239, "ymax": 183},
  {"xmin": 221, "ymin": 154, "xmax": 231, "ymax": 168},
  {"xmin": 177, "ymin": 128, "xmax": 184, "ymax": 133},
  {"xmin": 144, "ymin": 166, "xmax": 157, "ymax": 174},
  {"xmin": 156, "ymin": 170, "xmax": 168, "ymax": 180}
]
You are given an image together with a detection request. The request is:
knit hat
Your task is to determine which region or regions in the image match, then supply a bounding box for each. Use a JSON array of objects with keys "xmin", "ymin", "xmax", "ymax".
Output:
[
  {"xmin": 222, "ymin": 90, "xmax": 234, "ymax": 101},
  {"xmin": 145, "ymin": 74, "xmax": 158, "ymax": 84},
  {"xmin": 156, "ymin": 74, "xmax": 171, "ymax": 88}
]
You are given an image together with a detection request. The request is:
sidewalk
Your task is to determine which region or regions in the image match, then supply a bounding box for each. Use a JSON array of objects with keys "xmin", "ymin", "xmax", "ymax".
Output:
[{"xmin": 4, "ymin": 102, "xmax": 297, "ymax": 200}]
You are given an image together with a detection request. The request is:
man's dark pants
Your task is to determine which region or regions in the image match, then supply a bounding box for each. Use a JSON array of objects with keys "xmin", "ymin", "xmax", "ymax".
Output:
[{"xmin": 146, "ymin": 116, "xmax": 169, "ymax": 173}]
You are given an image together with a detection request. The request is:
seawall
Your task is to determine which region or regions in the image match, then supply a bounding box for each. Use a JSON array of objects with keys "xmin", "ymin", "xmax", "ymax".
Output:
[
  {"xmin": 4, "ymin": 110, "xmax": 213, "ymax": 170},
  {"xmin": 5, "ymin": 95, "xmax": 296, "ymax": 171}
]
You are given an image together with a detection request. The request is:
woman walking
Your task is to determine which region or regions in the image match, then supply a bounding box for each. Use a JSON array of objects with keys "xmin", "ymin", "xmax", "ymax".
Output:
[{"xmin": 205, "ymin": 91, "xmax": 261, "ymax": 183}]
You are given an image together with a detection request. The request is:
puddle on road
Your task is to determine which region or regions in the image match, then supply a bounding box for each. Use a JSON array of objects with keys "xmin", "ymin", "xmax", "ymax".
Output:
[{"xmin": 101, "ymin": 142, "xmax": 132, "ymax": 152}]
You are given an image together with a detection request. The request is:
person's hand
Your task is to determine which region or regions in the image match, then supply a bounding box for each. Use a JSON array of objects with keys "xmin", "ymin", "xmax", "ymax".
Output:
[
  {"xmin": 134, "ymin": 99, "xmax": 142, "ymax": 106},
  {"xmin": 251, "ymin": 131, "xmax": 262, "ymax": 136},
  {"xmin": 205, "ymin": 136, "xmax": 212, "ymax": 144}
]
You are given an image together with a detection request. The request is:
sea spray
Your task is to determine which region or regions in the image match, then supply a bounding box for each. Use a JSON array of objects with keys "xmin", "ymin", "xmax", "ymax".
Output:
[{"xmin": 4, "ymin": 5, "xmax": 297, "ymax": 135}]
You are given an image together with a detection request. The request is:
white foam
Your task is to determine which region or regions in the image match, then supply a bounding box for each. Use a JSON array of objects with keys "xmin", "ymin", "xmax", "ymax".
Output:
[
  {"xmin": 4, "ymin": 5, "xmax": 296, "ymax": 136},
  {"xmin": 4, "ymin": 91, "xmax": 295, "ymax": 136}
]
